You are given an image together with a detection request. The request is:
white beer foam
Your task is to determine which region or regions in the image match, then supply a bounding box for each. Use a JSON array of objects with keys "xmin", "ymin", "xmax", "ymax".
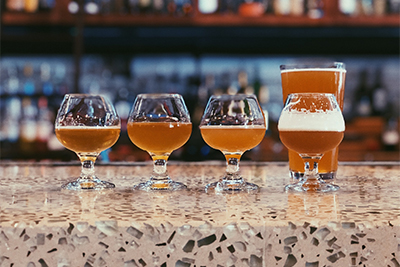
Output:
[
  {"xmin": 281, "ymin": 68, "xmax": 347, "ymax": 73},
  {"xmin": 278, "ymin": 110, "xmax": 345, "ymax": 131}
]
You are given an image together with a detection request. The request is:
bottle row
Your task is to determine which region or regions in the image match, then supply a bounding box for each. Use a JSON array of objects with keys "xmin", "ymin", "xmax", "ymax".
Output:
[
  {"xmin": 5, "ymin": 0, "xmax": 400, "ymax": 16},
  {"xmin": 0, "ymin": 55, "xmax": 399, "ymax": 160}
]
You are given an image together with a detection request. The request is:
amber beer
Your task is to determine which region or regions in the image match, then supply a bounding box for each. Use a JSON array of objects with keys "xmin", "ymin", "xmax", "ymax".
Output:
[
  {"xmin": 280, "ymin": 64, "xmax": 346, "ymax": 179},
  {"xmin": 200, "ymin": 125, "xmax": 266, "ymax": 153},
  {"xmin": 55, "ymin": 126, "xmax": 120, "ymax": 153},
  {"xmin": 127, "ymin": 121, "xmax": 192, "ymax": 155},
  {"xmin": 279, "ymin": 131, "xmax": 344, "ymax": 155}
]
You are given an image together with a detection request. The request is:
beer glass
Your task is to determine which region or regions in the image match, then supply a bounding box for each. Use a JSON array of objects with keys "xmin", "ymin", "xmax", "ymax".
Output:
[
  {"xmin": 280, "ymin": 62, "xmax": 346, "ymax": 180},
  {"xmin": 278, "ymin": 93, "xmax": 345, "ymax": 192},
  {"xmin": 55, "ymin": 94, "xmax": 121, "ymax": 190},
  {"xmin": 127, "ymin": 94, "xmax": 192, "ymax": 191},
  {"xmin": 200, "ymin": 94, "xmax": 266, "ymax": 193}
]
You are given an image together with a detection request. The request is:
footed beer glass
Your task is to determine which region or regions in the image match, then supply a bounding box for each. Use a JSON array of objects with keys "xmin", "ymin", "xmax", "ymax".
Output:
[
  {"xmin": 278, "ymin": 93, "xmax": 345, "ymax": 192},
  {"xmin": 127, "ymin": 94, "xmax": 192, "ymax": 191},
  {"xmin": 200, "ymin": 94, "xmax": 266, "ymax": 193},
  {"xmin": 55, "ymin": 94, "xmax": 120, "ymax": 190}
]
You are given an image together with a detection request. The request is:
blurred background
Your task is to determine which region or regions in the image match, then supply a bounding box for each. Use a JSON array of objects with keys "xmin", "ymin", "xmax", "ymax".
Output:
[{"xmin": 1, "ymin": 0, "xmax": 399, "ymax": 163}]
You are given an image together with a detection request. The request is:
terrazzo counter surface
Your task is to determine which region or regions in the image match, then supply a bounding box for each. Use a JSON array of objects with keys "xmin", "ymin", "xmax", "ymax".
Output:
[{"xmin": 0, "ymin": 161, "xmax": 399, "ymax": 267}]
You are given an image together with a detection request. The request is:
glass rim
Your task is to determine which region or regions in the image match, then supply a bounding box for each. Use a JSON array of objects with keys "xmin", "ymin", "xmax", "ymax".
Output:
[
  {"xmin": 210, "ymin": 93, "xmax": 258, "ymax": 100},
  {"xmin": 136, "ymin": 93, "xmax": 183, "ymax": 98},
  {"xmin": 64, "ymin": 93, "xmax": 105, "ymax": 97},
  {"xmin": 287, "ymin": 92, "xmax": 336, "ymax": 98},
  {"xmin": 280, "ymin": 62, "xmax": 346, "ymax": 71}
]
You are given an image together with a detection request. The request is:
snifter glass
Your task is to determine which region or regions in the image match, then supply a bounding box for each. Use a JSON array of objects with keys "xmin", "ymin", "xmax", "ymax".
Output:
[
  {"xmin": 278, "ymin": 93, "xmax": 345, "ymax": 192},
  {"xmin": 200, "ymin": 94, "xmax": 266, "ymax": 193},
  {"xmin": 55, "ymin": 94, "xmax": 121, "ymax": 190},
  {"xmin": 127, "ymin": 93, "xmax": 192, "ymax": 191}
]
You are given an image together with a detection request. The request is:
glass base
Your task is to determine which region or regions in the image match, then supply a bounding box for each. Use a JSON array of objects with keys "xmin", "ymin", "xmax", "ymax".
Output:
[
  {"xmin": 205, "ymin": 180, "xmax": 259, "ymax": 193},
  {"xmin": 290, "ymin": 170, "xmax": 336, "ymax": 181},
  {"xmin": 285, "ymin": 180, "xmax": 339, "ymax": 193},
  {"xmin": 62, "ymin": 178, "xmax": 115, "ymax": 190},
  {"xmin": 133, "ymin": 180, "xmax": 187, "ymax": 191}
]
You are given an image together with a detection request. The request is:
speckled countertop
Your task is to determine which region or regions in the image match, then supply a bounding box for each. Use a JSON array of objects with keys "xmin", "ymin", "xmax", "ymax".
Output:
[{"xmin": 0, "ymin": 161, "xmax": 399, "ymax": 267}]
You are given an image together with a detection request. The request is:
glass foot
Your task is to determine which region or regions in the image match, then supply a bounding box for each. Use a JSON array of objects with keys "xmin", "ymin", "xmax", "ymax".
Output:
[
  {"xmin": 290, "ymin": 170, "xmax": 336, "ymax": 181},
  {"xmin": 285, "ymin": 180, "xmax": 339, "ymax": 193},
  {"xmin": 205, "ymin": 180, "xmax": 259, "ymax": 193},
  {"xmin": 62, "ymin": 178, "xmax": 115, "ymax": 190},
  {"xmin": 133, "ymin": 180, "xmax": 187, "ymax": 191}
]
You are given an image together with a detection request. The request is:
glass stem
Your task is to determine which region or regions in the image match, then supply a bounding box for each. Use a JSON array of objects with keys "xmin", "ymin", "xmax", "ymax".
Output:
[
  {"xmin": 78, "ymin": 154, "xmax": 97, "ymax": 180},
  {"xmin": 225, "ymin": 155, "xmax": 242, "ymax": 181},
  {"xmin": 151, "ymin": 158, "xmax": 170, "ymax": 182},
  {"xmin": 301, "ymin": 155, "xmax": 322, "ymax": 189}
]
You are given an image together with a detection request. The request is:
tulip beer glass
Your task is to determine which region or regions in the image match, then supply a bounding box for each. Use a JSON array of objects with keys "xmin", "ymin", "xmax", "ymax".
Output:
[
  {"xmin": 200, "ymin": 94, "xmax": 266, "ymax": 193},
  {"xmin": 55, "ymin": 94, "xmax": 121, "ymax": 190},
  {"xmin": 280, "ymin": 62, "xmax": 346, "ymax": 180},
  {"xmin": 278, "ymin": 93, "xmax": 345, "ymax": 192},
  {"xmin": 127, "ymin": 94, "xmax": 192, "ymax": 191}
]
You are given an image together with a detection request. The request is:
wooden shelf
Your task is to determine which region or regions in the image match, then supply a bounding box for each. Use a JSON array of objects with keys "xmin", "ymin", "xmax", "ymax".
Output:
[
  {"xmin": 1, "ymin": 11, "xmax": 75, "ymax": 25},
  {"xmin": 2, "ymin": 11, "xmax": 399, "ymax": 27},
  {"xmin": 2, "ymin": 0, "xmax": 398, "ymax": 27}
]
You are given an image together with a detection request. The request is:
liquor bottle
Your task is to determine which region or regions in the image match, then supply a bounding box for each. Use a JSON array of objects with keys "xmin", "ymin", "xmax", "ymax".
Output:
[
  {"xmin": 253, "ymin": 66, "xmax": 261, "ymax": 99},
  {"xmin": 114, "ymin": 88, "xmax": 131, "ymax": 132},
  {"xmin": 373, "ymin": 0, "xmax": 386, "ymax": 15},
  {"xmin": 237, "ymin": 70, "xmax": 250, "ymax": 94},
  {"xmin": 84, "ymin": 0, "xmax": 100, "ymax": 14},
  {"xmin": 36, "ymin": 96, "xmax": 54, "ymax": 153},
  {"xmin": 273, "ymin": 0, "xmax": 290, "ymax": 15},
  {"xmin": 3, "ymin": 97, "xmax": 21, "ymax": 146},
  {"xmin": 253, "ymin": 65, "xmax": 269, "ymax": 128},
  {"xmin": 153, "ymin": 0, "xmax": 164, "ymax": 13},
  {"xmin": 360, "ymin": 0, "xmax": 374, "ymax": 15},
  {"xmin": 371, "ymin": 67, "xmax": 390, "ymax": 117},
  {"xmin": 19, "ymin": 96, "xmax": 38, "ymax": 154},
  {"xmin": 38, "ymin": 0, "xmax": 55, "ymax": 11},
  {"xmin": 352, "ymin": 68, "xmax": 373, "ymax": 117},
  {"xmin": 290, "ymin": 0, "xmax": 303, "ymax": 16},
  {"xmin": 339, "ymin": 0, "xmax": 357, "ymax": 15},
  {"xmin": 22, "ymin": 63, "xmax": 36, "ymax": 97},
  {"xmin": 114, "ymin": 0, "xmax": 128, "ymax": 14},
  {"xmin": 388, "ymin": 0, "xmax": 400, "ymax": 14},
  {"xmin": 219, "ymin": 0, "xmax": 238, "ymax": 14},
  {"xmin": 68, "ymin": 0, "xmax": 79, "ymax": 13},
  {"xmin": 24, "ymin": 0, "xmax": 39, "ymax": 12},
  {"xmin": 6, "ymin": 0, "xmax": 25, "ymax": 11},
  {"xmin": 167, "ymin": 0, "xmax": 176, "ymax": 15},
  {"xmin": 382, "ymin": 118, "xmax": 400, "ymax": 151},
  {"xmin": 238, "ymin": 0, "xmax": 266, "ymax": 17},
  {"xmin": 138, "ymin": 0, "xmax": 152, "ymax": 13},
  {"xmin": 198, "ymin": 0, "xmax": 218, "ymax": 14},
  {"xmin": 173, "ymin": 0, "xmax": 184, "ymax": 16},
  {"xmin": 307, "ymin": 0, "xmax": 323, "ymax": 18},
  {"xmin": 5, "ymin": 64, "xmax": 20, "ymax": 95},
  {"xmin": 182, "ymin": 0, "xmax": 193, "ymax": 16},
  {"xmin": 128, "ymin": 0, "xmax": 139, "ymax": 13}
]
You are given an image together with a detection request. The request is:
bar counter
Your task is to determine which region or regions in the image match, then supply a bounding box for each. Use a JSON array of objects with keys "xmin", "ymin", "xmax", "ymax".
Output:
[{"xmin": 0, "ymin": 161, "xmax": 399, "ymax": 267}]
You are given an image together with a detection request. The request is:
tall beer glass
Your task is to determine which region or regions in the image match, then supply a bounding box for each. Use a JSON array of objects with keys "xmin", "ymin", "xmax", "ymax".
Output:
[
  {"xmin": 278, "ymin": 93, "xmax": 345, "ymax": 192},
  {"xmin": 55, "ymin": 94, "xmax": 121, "ymax": 190},
  {"xmin": 280, "ymin": 62, "xmax": 346, "ymax": 180}
]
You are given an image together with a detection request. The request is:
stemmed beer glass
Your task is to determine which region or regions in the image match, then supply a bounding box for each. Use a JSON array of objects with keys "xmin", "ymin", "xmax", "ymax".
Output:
[
  {"xmin": 278, "ymin": 93, "xmax": 345, "ymax": 192},
  {"xmin": 127, "ymin": 94, "xmax": 192, "ymax": 191},
  {"xmin": 55, "ymin": 94, "xmax": 121, "ymax": 190},
  {"xmin": 200, "ymin": 94, "xmax": 266, "ymax": 193}
]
